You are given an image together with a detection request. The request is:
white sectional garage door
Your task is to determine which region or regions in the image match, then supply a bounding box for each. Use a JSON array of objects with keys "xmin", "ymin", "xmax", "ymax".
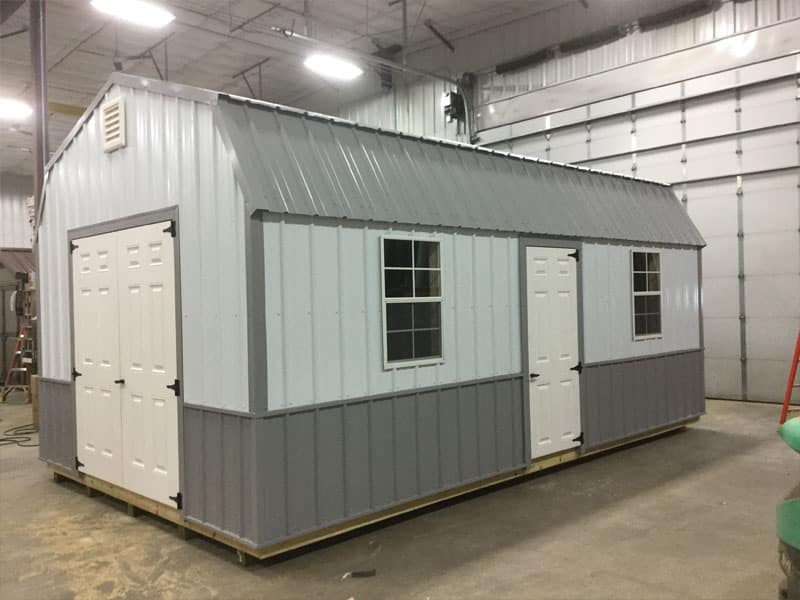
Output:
[{"xmin": 72, "ymin": 221, "xmax": 180, "ymax": 507}]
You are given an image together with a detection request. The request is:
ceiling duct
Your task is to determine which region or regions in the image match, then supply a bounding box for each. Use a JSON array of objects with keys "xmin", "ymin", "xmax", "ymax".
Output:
[
  {"xmin": 638, "ymin": 0, "xmax": 720, "ymax": 31},
  {"xmin": 495, "ymin": 47, "xmax": 556, "ymax": 75},
  {"xmin": 559, "ymin": 24, "xmax": 626, "ymax": 54}
]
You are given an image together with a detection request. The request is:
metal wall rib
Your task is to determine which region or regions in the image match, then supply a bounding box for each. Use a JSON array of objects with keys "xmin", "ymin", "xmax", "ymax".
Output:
[
  {"xmin": 38, "ymin": 378, "xmax": 76, "ymax": 471},
  {"xmin": 183, "ymin": 374, "xmax": 526, "ymax": 547},
  {"xmin": 581, "ymin": 350, "xmax": 706, "ymax": 450}
]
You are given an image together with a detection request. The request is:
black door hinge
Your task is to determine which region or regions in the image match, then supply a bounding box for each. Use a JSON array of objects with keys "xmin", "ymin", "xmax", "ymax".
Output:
[
  {"xmin": 166, "ymin": 378, "xmax": 181, "ymax": 397},
  {"xmin": 530, "ymin": 373, "xmax": 540, "ymax": 380},
  {"xmin": 163, "ymin": 220, "xmax": 177, "ymax": 237},
  {"xmin": 169, "ymin": 491, "xmax": 183, "ymax": 509},
  {"xmin": 570, "ymin": 362, "xmax": 583, "ymax": 375},
  {"xmin": 573, "ymin": 432, "xmax": 584, "ymax": 444},
  {"xmin": 75, "ymin": 456, "xmax": 84, "ymax": 471},
  {"xmin": 72, "ymin": 367, "xmax": 82, "ymax": 380},
  {"xmin": 568, "ymin": 249, "xmax": 579, "ymax": 261},
  {"xmin": 70, "ymin": 241, "xmax": 78, "ymax": 253}
]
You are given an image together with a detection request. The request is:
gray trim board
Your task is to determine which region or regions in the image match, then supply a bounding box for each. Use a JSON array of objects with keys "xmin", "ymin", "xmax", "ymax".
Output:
[
  {"xmin": 580, "ymin": 349, "xmax": 705, "ymax": 450},
  {"xmin": 182, "ymin": 374, "xmax": 527, "ymax": 547},
  {"xmin": 518, "ymin": 236, "xmax": 584, "ymax": 460},
  {"xmin": 584, "ymin": 347, "xmax": 704, "ymax": 368},
  {"xmin": 38, "ymin": 378, "xmax": 76, "ymax": 471}
]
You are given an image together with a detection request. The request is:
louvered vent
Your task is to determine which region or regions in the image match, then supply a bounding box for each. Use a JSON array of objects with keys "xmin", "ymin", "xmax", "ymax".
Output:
[{"xmin": 101, "ymin": 97, "xmax": 126, "ymax": 153}]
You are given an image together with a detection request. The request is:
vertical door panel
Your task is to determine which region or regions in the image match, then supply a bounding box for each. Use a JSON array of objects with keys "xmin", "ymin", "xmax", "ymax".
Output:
[
  {"xmin": 117, "ymin": 221, "xmax": 179, "ymax": 506},
  {"xmin": 527, "ymin": 247, "xmax": 581, "ymax": 459},
  {"xmin": 72, "ymin": 232, "xmax": 123, "ymax": 486}
]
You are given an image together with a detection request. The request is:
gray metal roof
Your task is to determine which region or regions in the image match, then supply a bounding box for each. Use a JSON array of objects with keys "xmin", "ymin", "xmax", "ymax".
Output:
[
  {"xmin": 45, "ymin": 74, "xmax": 704, "ymax": 247},
  {"xmin": 217, "ymin": 96, "xmax": 704, "ymax": 247}
]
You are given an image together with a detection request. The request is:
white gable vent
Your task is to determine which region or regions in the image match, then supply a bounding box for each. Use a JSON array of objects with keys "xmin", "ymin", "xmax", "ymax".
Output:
[{"xmin": 101, "ymin": 97, "xmax": 126, "ymax": 153}]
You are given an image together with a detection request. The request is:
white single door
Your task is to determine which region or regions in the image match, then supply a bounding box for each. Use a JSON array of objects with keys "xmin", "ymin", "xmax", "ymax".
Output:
[
  {"xmin": 117, "ymin": 222, "xmax": 180, "ymax": 506},
  {"xmin": 72, "ymin": 221, "xmax": 180, "ymax": 507},
  {"xmin": 526, "ymin": 246, "xmax": 582, "ymax": 459},
  {"xmin": 72, "ymin": 231, "xmax": 123, "ymax": 486}
]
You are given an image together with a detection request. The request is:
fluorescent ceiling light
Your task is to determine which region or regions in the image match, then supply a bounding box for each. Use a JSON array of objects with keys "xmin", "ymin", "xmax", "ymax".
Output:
[
  {"xmin": 0, "ymin": 98, "xmax": 33, "ymax": 122},
  {"xmin": 90, "ymin": 0, "xmax": 175, "ymax": 28},
  {"xmin": 303, "ymin": 53, "xmax": 363, "ymax": 81}
]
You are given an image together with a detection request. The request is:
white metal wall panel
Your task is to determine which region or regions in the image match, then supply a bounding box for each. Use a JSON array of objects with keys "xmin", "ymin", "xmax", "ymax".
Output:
[
  {"xmin": 548, "ymin": 125, "xmax": 588, "ymax": 164},
  {"xmin": 685, "ymin": 178, "xmax": 742, "ymax": 398},
  {"xmin": 685, "ymin": 92, "xmax": 737, "ymax": 141},
  {"xmin": 39, "ymin": 84, "xmax": 250, "ymax": 413},
  {"xmin": 590, "ymin": 116, "xmax": 631, "ymax": 159},
  {"xmin": 262, "ymin": 216, "xmax": 521, "ymax": 410},
  {"xmin": 635, "ymin": 105, "xmax": 682, "ymax": 152},
  {"xmin": 581, "ymin": 244, "xmax": 701, "ymax": 364},
  {"xmin": 0, "ymin": 173, "xmax": 33, "ymax": 248},
  {"xmin": 339, "ymin": 79, "xmax": 467, "ymax": 144},
  {"xmin": 684, "ymin": 137, "xmax": 739, "ymax": 181},
  {"xmin": 740, "ymin": 78, "xmax": 800, "ymax": 131},
  {"xmin": 635, "ymin": 147, "xmax": 684, "ymax": 183},
  {"xmin": 740, "ymin": 126, "xmax": 799, "ymax": 173}
]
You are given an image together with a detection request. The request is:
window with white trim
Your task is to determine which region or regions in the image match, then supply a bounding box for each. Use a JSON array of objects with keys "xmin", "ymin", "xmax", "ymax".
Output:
[
  {"xmin": 632, "ymin": 251, "xmax": 662, "ymax": 338},
  {"xmin": 382, "ymin": 237, "xmax": 442, "ymax": 366}
]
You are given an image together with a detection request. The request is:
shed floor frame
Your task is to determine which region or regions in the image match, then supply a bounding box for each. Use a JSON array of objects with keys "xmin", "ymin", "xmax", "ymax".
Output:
[{"xmin": 48, "ymin": 415, "xmax": 698, "ymax": 564}]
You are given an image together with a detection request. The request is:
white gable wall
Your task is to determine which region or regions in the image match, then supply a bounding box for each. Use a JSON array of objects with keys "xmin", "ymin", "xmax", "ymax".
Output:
[{"xmin": 39, "ymin": 84, "xmax": 250, "ymax": 413}]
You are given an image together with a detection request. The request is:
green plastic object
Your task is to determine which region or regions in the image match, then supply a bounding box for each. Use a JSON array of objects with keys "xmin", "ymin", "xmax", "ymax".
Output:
[
  {"xmin": 780, "ymin": 417, "xmax": 800, "ymax": 454},
  {"xmin": 778, "ymin": 499, "xmax": 800, "ymax": 550}
]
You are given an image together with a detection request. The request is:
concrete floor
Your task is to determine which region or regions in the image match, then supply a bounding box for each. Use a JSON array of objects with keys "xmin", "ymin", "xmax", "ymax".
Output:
[{"xmin": 0, "ymin": 398, "xmax": 795, "ymax": 600}]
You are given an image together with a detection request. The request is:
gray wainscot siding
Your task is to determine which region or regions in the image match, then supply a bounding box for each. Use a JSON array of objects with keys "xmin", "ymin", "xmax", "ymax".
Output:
[
  {"xmin": 581, "ymin": 350, "xmax": 706, "ymax": 450},
  {"xmin": 38, "ymin": 378, "xmax": 76, "ymax": 471},
  {"xmin": 183, "ymin": 375, "xmax": 526, "ymax": 547}
]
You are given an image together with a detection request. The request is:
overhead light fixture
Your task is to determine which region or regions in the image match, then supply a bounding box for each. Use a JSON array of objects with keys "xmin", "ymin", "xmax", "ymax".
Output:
[
  {"xmin": 90, "ymin": 0, "xmax": 175, "ymax": 28},
  {"xmin": 0, "ymin": 98, "xmax": 33, "ymax": 122},
  {"xmin": 303, "ymin": 53, "xmax": 363, "ymax": 81}
]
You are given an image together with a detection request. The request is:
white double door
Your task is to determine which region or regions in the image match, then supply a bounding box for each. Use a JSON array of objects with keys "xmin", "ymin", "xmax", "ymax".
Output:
[
  {"xmin": 526, "ymin": 246, "xmax": 582, "ymax": 459},
  {"xmin": 72, "ymin": 221, "xmax": 180, "ymax": 507}
]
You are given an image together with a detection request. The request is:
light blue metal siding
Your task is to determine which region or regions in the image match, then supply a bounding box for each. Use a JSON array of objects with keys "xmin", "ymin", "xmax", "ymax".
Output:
[
  {"xmin": 581, "ymin": 244, "xmax": 701, "ymax": 363},
  {"xmin": 39, "ymin": 84, "xmax": 250, "ymax": 412},
  {"xmin": 263, "ymin": 214, "xmax": 521, "ymax": 410},
  {"xmin": 216, "ymin": 98, "xmax": 704, "ymax": 248}
]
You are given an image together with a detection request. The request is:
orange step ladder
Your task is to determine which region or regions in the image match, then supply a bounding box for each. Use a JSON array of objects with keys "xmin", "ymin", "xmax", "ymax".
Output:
[
  {"xmin": 779, "ymin": 328, "xmax": 800, "ymax": 426},
  {"xmin": 1, "ymin": 323, "xmax": 33, "ymax": 403}
]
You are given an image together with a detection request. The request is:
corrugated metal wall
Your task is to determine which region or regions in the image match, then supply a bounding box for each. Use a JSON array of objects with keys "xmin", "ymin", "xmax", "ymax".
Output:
[
  {"xmin": 476, "ymin": 0, "xmax": 800, "ymax": 106},
  {"xmin": 335, "ymin": 0, "xmax": 800, "ymax": 144},
  {"xmin": 262, "ymin": 214, "xmax": 521, "ymax": 410},
  {"xmin": 39, "ymin": 84, "xmax": 251, "ymax": 413},
  {"xmin": 0, "ymin": 172, "xmax": 33, "ymax": 248},
  {"xmin": 338, "ymin": 78, "xmax": 468, "ymax": 143},
  {"xmin": 493, "ymin": 60, "xmax": 799, "ymax": 401},
  {"xmin": 582, "ymin": 244, "xmax": 701, "ymax": 364},
  {"xmin": 183, "ymin": 374, "xmax": 526, "ymax": 547},
  {"xmin": 582, "ymin": 350, "xmax": 705, "ymax": 449}
]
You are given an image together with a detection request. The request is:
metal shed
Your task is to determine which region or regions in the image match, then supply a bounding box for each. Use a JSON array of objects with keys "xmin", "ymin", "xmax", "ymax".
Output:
[{"xmin": 38, "ymin": 73, "xmax": 705, "ymax": 561}]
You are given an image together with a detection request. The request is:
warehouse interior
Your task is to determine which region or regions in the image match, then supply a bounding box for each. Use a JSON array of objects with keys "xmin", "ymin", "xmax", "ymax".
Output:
[{"xmin": 0, "ymin": 1, "xmax": 798, "ymax": 598}]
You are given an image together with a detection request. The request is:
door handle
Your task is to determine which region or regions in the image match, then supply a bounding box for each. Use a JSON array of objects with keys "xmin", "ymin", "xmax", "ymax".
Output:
[
  {"xmin": 530, "ymin": 373, "xmax": 540, "ymax": 379},
  {"xmin": 114, "ymin": 378, "xmax": 125, "ymax": 384}
]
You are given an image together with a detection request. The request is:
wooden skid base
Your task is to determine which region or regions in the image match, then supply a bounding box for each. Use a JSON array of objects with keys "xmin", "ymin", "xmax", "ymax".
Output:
[{"xmin": 50, "ymin": 417, "xmax": 697, "ymax": 562}]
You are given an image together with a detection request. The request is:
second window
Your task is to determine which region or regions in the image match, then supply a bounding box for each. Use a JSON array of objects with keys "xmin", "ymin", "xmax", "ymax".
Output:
[{"xmin": 383, "ymin": 238, "xmax": 442, "ymax": 365}]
